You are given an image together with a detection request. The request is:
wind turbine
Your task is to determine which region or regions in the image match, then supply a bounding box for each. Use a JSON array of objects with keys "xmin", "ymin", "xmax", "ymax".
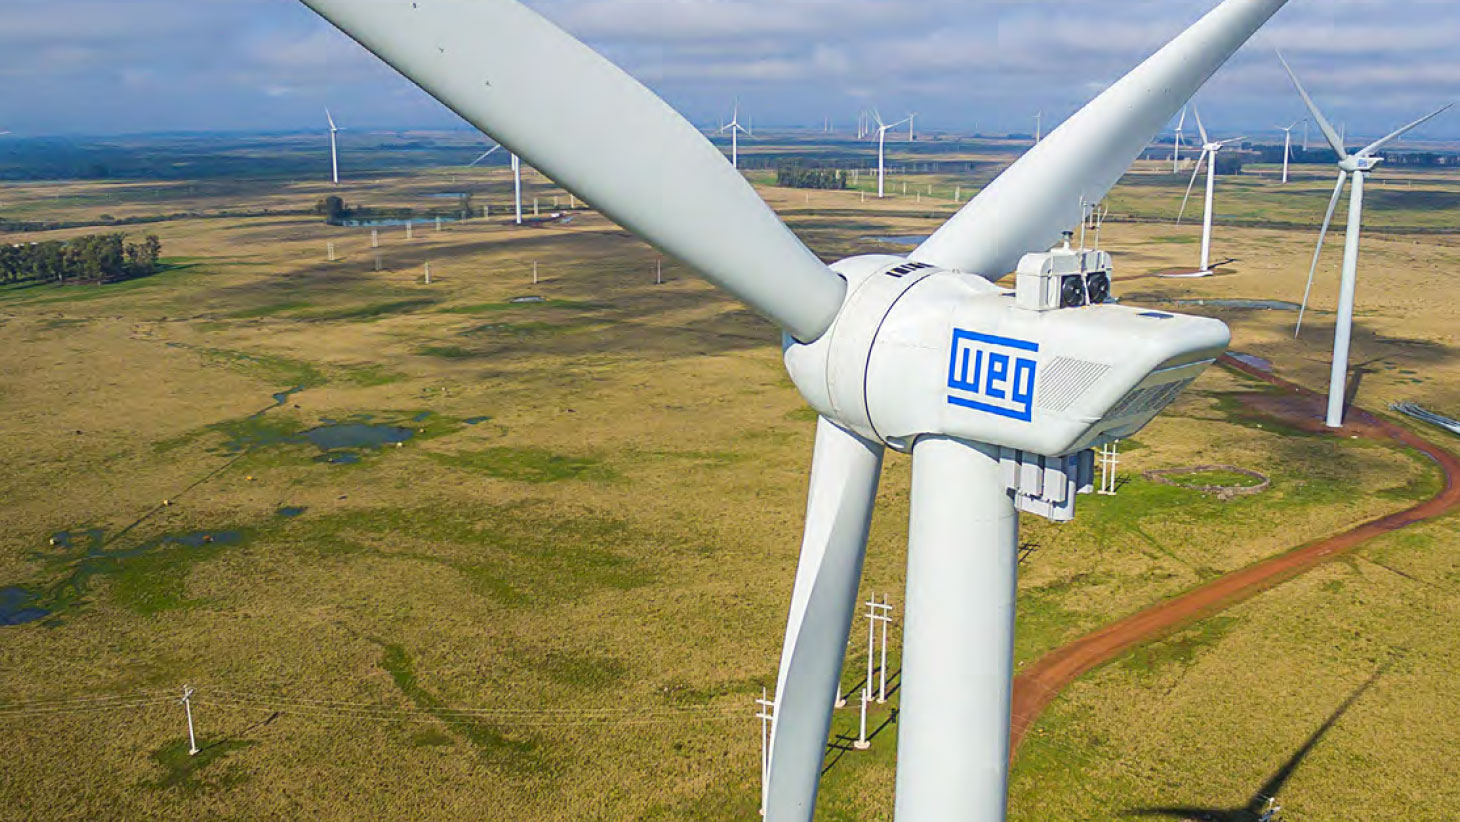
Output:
[
  {"xmin": 1278, "ymin": 118, "xmax": 1304, "ymax": 183},
  {"xmin": 719, "ymin": 103, "xmax": 749, "ymax": 168},
  {"xmin": 907, "ymin": 113, "xmax": 917, "ymax": 142},
  {"xmin": 1172, "ymin": 106, "xmax": 1188, "ymax": 173},
  {"xmin": 298, "ymin": 0, "xmax": 1288, "ymax": 818},
  {"xmin": 1280, "ymin": 54, "xmax": 1452, "ymax": 428},
  {"xmin": 1034, "ymin": 111, "xmax": 1043, "ymax": 143},
  {"xmin": 1177, "ymin": 108, "xmax": 1245, "ymax": 276},
  {"xmin": 873, "ymin": 111, "xmax": 912, "ymax": 198},
  {"xmin": 326, "ymin": 108, "xmax": 342, "ymax": 185}
]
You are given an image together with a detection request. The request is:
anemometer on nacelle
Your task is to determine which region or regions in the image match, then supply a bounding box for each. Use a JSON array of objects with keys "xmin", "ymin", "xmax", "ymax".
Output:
[{"xmin": 785, "ymin": 240, "xmax": 1229, "ymax": 522}]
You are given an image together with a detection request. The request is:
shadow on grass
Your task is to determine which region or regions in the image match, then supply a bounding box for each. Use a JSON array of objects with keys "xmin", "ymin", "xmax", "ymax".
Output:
[{"xmin": 1124, "ymin": 669, "xmax": 1381, "ymax": 821}]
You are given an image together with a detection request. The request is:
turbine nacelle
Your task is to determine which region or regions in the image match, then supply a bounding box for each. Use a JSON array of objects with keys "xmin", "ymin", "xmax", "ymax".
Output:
[
  {"xmin": 785, "ymin": 253, "xmax": 1230, "ymax": 459},
  {"xmin": 1340, "ymin": 155, "xmax": 1381, "ymax": 173}
]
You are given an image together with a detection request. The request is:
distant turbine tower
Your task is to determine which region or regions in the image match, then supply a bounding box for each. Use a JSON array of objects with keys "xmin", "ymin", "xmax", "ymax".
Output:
[
  {"xmin": 326, "ymin": 108, "xmax": 342, "ymax": 185},
  {"xmin": 1177, "ymin": 108, "xmax": 1244, "ymax": 276},
  {"xmin": 872, "ymin": 110, "xmax": 912, "ymax": 198},
  {"xmin": 1278, "ymin": 118, "xmax": 1304, "ymax": 183},
  {"xmin": 718, "ymin": 103, "xmax": 749, "ymax": 168},
  {"xmin": 1034, "ymin": 111, "xmax": 1042, "ymax": 143},
  {"xmin": 908, "ymin": 113, "xmax": 917, "ymax": 142},
  {"xmin": 1172, "ymin": 106, "xmax": 1188, "ymax": 173},
  {"xmin": 512, "ymin": 152, "xmax": 524, "ymax": 224},
  {"xmin": 1280, "ymin": 53, "xmax": 1453, "ymax": 428},
  {"xmin": 467, "ymin": 144, "xmax": 500, "ymax": 167}
]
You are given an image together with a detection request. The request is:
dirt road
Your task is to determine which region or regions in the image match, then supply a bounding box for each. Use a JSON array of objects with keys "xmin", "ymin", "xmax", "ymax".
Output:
[{"xmin": 1009, "ymin": 354, "xmax": 1460, "ymax": 754}]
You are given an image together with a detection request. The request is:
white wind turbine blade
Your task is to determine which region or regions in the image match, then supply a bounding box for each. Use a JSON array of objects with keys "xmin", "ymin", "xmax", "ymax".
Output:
[
  {"xmin": 326, "ymin": 108, "xmax": 337, "ymax": 131},
  {"xmin": 299, "ymin": 0, "xmax": 846, "ymax": 342},
  {"xmin": 1295, "ymin": 170, "xmax": 1348, "ymax": 337},
  {"xmin": 765, "ymin": 417, "xmax": 883, "ymax": 822},
  {"xmin": 467, "ymin": 144, "xmax": 500, "ymax": 167},
  {"xmin": 1277, "ymin": 52, "xmax": 1346, "ymax": 159},
  {"xmin": 1177, "ymin": 150, "xmax": 1208, "ymax": 225},
  {"xmin": 1177, "ymin": 106, "xmax": 1188, "ymax": 132},
  {"xmin": 1194, "ymin": 106, "xmax": 1211, "ymax": 145},
  {"xmin": 911, "ymin": 0, "xmax": 1290, "ymax": 278},
  {"xmin": 1357, "ymin": 103, "xmax": 1454, "ymax": 158}
]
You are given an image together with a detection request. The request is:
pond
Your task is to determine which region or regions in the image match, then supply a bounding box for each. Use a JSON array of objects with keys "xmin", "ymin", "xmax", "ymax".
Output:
[{"xmin": 0, "ymin": 587, "xmax": 48, "ymax": 626}]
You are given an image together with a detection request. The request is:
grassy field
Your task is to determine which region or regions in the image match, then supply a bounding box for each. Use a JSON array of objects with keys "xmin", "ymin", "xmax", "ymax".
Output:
[{"xmin": 2, "ymin": 136, "xmax": 1459, "ymax": 820}]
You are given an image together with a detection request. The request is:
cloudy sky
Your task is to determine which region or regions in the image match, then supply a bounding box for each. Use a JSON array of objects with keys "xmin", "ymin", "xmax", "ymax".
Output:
[{"xmin": 2, "ymin": 0, "xmax": 1456, "ymax": 141}]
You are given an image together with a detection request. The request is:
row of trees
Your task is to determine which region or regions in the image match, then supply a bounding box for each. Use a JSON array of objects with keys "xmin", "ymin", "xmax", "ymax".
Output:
[
  {"xmin": 0, "ymin": 233, "xmax": 162, "ymax": 285},
  {"xmin": 776, "ymin": 164, "xmax": 849, "ymax": 190},
  {"xmin": 315, "ymin": 194, "xmax": 476, "ymax": 224}
]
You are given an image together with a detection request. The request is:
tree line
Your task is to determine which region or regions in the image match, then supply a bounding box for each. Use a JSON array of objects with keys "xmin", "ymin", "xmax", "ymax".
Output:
[
  {"xmin": 776, "ymin": 164, "xmax": 848, "ymax": 190},
  {"xmin": 0, "ymin": 233, "xmax": 163, "ymax": 285}
]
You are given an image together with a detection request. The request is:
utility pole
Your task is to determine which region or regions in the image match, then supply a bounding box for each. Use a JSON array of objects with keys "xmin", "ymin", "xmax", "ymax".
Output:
[
  {"xmin": 180, "ymin": 685, "xmax": 198, "ymax": 756},
  {"xmin": 371, "ymin": 229, "xmax": 379, "ymax": 249},
  {"xmin": 756, "ymin": 688, "xmax": 775, "ymax": 816},
  {"xmin": 655, "ymin": 258, "xmax": 663, "ymax": 285},
  {"xmin": 877, "ymin": 596, "xmax": 891, "ymax": 702},
  {"xmin": 423, "ymin": 262, "xmax": 432, "ymax": 285},
  {"xmin": 1099, "ymin": 440, "xmax": 1120, "ymax": 495},
  {"xmin": 854, "ymin": 686, "xmax": 871, "ymax": 750},
  {"xmin": 532, "ymin": 261, "xmax": 539, "ymax": 285}
]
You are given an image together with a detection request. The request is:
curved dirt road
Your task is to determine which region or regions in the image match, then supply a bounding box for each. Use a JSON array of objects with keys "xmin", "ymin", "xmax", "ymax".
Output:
[{"xmin": 1009, "ymin": 354, "xmax": 1460, "ymax": 754}]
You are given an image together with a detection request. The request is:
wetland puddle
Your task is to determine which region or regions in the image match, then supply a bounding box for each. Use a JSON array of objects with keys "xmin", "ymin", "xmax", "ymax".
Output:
[
  {"xmin": 0, "ymin": 587, "xmax": 49, "ymax": 625},
  {"xmin": 3, "ymin": 529, "xmax": 246, "ymax": 626},
  {"xmin": 219, "ymin": 415, "xmax": 416, "ymax": 464}
]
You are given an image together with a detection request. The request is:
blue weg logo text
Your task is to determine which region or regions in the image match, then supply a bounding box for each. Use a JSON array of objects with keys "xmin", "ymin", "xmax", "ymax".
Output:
[{"xmin": 947, "ymin": 329, "xmax": 1039, "ymax": 422}]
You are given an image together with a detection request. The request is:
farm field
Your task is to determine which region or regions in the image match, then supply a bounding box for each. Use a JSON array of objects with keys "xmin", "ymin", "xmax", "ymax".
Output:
[{"xmin": 2, "ymin": 134, "xmax": 1459, "ymax": 820}]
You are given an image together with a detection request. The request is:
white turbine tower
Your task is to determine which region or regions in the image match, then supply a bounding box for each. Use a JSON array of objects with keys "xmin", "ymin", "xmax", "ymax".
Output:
[
  {"xmin": 907, "ymin": 113, "xmax": 917, "ymax": 142},
  {"xmin": 1177, "ymin": 108, "xmax": 1245, "ymax": 276},
  {"xmin": 1280, "ymin": 54, "xmax": 1452, "ymax": 428},
  {"xmin": 511, "ymin": 152, "xmax": 523, "ymax": 224},
  {"xmin": 719, "ymin": 103, "xmax": 749, "ymax": 169},
  {"xmin": 1278, "ymin": 117, "xmax": 1304, "ymax": 183},
  {"xmin": 1172, "ymin": 106, "xmax": 1188, "ymax": 173},
  {"xmin": 326, "ymin": 108, "xmax": 342, "ymax": 185},
  {"xmin": 873, "ymin": 111, "xmax": 912, "ymax": 198},
  {"xmin": 298, "ymin": 0, "xmax": 1289, "ymax": 819}
]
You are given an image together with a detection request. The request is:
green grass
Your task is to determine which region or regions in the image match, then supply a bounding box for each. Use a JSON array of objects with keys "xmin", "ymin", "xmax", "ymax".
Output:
[
  {"xmin": 376, "ymin": 641, "xmax": 548, "ymax": 772},
  {"xmin": 1120, "ymin": 616, "xmax": 1240, "ymax": 676},
  {"xmin": 292, "ymin": 298, "xmax": 439, "ymax": 322},
  {"xmin": 429, "ymin": 446, "xmax": 614, "ymax": 483},
  {"xmin": 440, "ymin": 299, "xmax": 605, "ymax": 314},
  {"xmin": 146, "ymin": 738, "xmax": 255, "ymax": 792},
  {"xmin": 417, "ymin": 344, "xmax": 474, "ymax": 359},
  {"xmin": 195, "ymin": 347, "xmax": 327, "ymax": 390}
]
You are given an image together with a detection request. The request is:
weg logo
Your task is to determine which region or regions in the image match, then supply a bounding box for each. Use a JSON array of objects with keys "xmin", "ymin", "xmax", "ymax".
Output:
[{"xmin": 947, "ymin": 330, "xmax": 1039, "ymax": 422}]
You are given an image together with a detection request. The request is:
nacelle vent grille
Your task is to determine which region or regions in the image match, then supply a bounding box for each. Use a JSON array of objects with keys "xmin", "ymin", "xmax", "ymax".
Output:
[{"xmin": 1036, "ymin": 357, "xmax": 1111, "ymax": 413}]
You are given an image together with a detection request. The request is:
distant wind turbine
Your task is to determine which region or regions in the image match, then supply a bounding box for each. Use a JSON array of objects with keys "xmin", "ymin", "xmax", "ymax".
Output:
[
  {"xmin": 1278, "ymin": 118, "xmax": 1305, "ymax": 183},
  {"xmin": 1280, "ymin": 53, "xmax": 1453, "ymax": 428},
  {"xmin": 1172, "ymin": 106, "xmax": 1188, "ymax": 173},
  {"xmin": 1177, "ymin": 108, "xmax": 1244, "ymax": 276},
  {"xmin": 872, "ymin": 110, "xmax": 911, "ymax": 198},
  {"xmin": 326, "ymin": 108, "xmax": 342, "ymax": 185},
  {"xmin": 718, "ymin": 103, "xmax": 749, "ymax": 168},
  {"xmin": 1034, "ymin": 111, "xmax": 1043, "ymax": 143},
  {"xmin": 907, "ymin": 113, "xmax": 917, "ymax": 142}
]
